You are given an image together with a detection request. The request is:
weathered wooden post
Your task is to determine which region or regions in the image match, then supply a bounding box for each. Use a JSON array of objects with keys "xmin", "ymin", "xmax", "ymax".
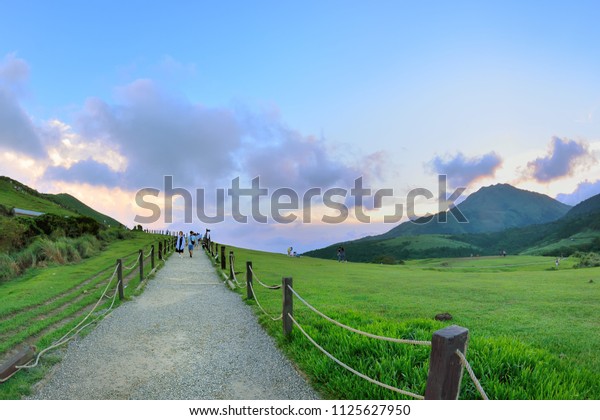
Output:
[
  {"xmin": 117, "ymin": 259, "xmax": 124, "ymax": 300},
  {"xmin": 220, "ymin": 245, "xmax": 226, "ymax": 270},
  {"xmin": 246, "ymin": 261, "xmax": 253, "ymax": 300},
  {"xmin": 158, "ymin": 241, "xmax": 163, "ymax": 261},
  {"xmin": 282, "ymin": 277, "xmax": 293, "ymax": 337},
  {"xmin": 229, "ymin": 251, "xmax": 234, "ymax": 279},
  {"xmin": 139, "ymin": 249, "xmax": 144, "ymax": 282},
  {"xmin": 151, "ymin": 245, "xmax": 155, "ymax": 270},
  {"xmin": 424, "ymin": 325, "xmax": 469, "ymax": 400}
]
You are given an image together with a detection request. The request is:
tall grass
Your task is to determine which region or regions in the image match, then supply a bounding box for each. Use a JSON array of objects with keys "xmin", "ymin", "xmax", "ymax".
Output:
[{"xmin": 0, "ymin": 235, "xmax": 101, "ymax": 282}]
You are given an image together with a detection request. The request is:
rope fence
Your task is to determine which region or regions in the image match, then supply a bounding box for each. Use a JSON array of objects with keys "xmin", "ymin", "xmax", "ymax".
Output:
[
  {"xmin": 249, "ymin": 266, "xmax": 281, "ymax": 289},
  {"xmin": 289, "ymin": 285, "xmax": 432, "ymax": 347},
  {"xmin": 1, "ymin": 236, "xmax": 173, "ymax": 383},
  {"xmin": 288, "ymin": 313, "xmax": 425, "ymax": 400},
  {"xmin": 200, "ymin": 245, "xmax": 488, "ymax": 400},
  {"xmin": 247, "ymin": 281, "xmax": 283, "ymax": 321},
  {"xmin": 227, "ymin": 251, "xmax": 489, "ymax": 401},
  {"xmin": 122, "ymin": 253, "xmax": 141, "ymax": 270}
]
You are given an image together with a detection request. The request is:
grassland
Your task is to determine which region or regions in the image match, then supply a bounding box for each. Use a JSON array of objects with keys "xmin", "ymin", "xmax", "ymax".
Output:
[
  {"xmin": 222, "ymin": 247, "xmax": 600, "ymax": 400},
  {"xmin": 0, "ymin": 231, "xmax": 172, "ymax": 399}
]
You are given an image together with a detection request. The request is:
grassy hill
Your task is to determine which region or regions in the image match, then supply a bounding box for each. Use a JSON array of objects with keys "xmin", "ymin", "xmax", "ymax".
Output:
[
  {"xmin": 0, "ymin": 177, "xmax": 78, "ymax": 217},
  {"xmin": 47, "ymin": 193, "xmax": 122, "ymax": 228},
  {"xmin": 0, "ymin": 176, "xmax": 123, "ymax": 227}
]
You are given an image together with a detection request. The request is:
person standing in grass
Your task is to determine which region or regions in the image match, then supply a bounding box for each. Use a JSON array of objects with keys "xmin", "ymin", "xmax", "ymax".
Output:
[{"xmin": 176, "ymin": 231, "xmax": 185, "ymax": 258}]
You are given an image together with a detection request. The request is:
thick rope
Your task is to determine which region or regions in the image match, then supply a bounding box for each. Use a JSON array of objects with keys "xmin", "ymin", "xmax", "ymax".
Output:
[
  {"xmin": 289, "ymin": 314, "xmax": 424, "ymax": 400},
  {"xmin": 455, "ymin": 349, "xmax": 489, "ymax": 400},
  {"xmin": 289, "ymin": 285, "xmax": 431, "ymax": 346},
  {"xmin": 144, "ymin": 248, "xmax": 153, "ymax": 259},
  {"xmin": 247, "ymin": 281, "xmax": 283, "ymax": 321},
  {"xmin": 122, "ymin": 253, "xmax": 141, "ymax": 270},
  {"xmin": 248, "ymin": 266, "xmax": 281, "ymax": 289}
]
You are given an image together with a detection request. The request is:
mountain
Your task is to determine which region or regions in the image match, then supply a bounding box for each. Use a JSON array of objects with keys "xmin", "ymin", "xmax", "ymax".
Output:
[
  {"xmin": 305, "ymin": 184, "xmax": 579, "ymax": 262},
  {"xmin": 564, "ymin": 192, "xmax": 600, "ymax": 219},
  {"xmin": 0, "ymin": 176, "xmax": 123, "ymax": 227},
  {"xmin": 380, "ymin": 183, "xmax": 571, "ymax": 238}
]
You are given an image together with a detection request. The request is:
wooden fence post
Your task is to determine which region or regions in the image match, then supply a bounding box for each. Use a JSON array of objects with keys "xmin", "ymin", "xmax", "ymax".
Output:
[
  {"xmin": 139, "ymin": 249, "xmax": 144, "ymax": 282},
  {"xmin": 158, "ymin": 241, "xmax": 163, "ymax": 261},
  {"xmin": 246, "ymin": 261, "xmax": 253, "ymax": 300},
  {"xmin": 282, "ymin": 277, "xmax": 293, "ymax": 338},
  {"xmin": 117, "ymin": 259, "xmax": 124, "ymax": 300},
  {"xmin": 151, "ymin": 245, "xmax": 155, "ymax": 270},
  {"xmin": 220, "ymin": 245, "xmax": 226, "ymax": 270},
  {"xmin": 229, "ymin": 251, "xmax": 234, "ymax": 279},
  {"xmin": 424, "ymin": 325, "xmax": 469, "ymax": 400}
]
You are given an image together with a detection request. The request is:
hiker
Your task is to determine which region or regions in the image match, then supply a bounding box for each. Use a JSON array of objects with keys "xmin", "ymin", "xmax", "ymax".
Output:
[
  {"xmin": 337, "ymin": 247, "xmax": 342, "ymax": 262},
  {"xmin": 188, "ymin": 231, "xmax": 195, "ymax": 258},
  {"xmin": 287, "ymin": 246, "xmax": 293, "ymax": 257},
  {"xmin": 340, "ymin": 247, "xmax": 346, "ymax": 262},
  {"xmin": 175, "ymin": 231, "xmax": 185, "ymax": 258}
]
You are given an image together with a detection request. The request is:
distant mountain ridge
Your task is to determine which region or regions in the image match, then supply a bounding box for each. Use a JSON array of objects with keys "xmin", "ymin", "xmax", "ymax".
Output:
[
  {"xmin": 304, "ymin": 183, "xmax": 600, "ymax": 262},
  {"xmin": 379, "ymin": 183, "xmax": 571, "ymax": 238},
  {"xmin": 0, "ymin": 176, "xmax": 123, "ymax": 227}
]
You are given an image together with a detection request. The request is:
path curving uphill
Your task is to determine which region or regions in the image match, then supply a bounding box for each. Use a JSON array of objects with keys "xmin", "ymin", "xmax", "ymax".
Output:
[{"xmin": 29, "ymin": 251, "xmax": 319, "ymax": 400}]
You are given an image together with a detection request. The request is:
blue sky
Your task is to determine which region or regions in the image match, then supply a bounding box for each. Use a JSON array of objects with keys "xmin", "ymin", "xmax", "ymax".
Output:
[{"xmin": 1, "ymin": 0, "xmax": 600, "ymax": 252}]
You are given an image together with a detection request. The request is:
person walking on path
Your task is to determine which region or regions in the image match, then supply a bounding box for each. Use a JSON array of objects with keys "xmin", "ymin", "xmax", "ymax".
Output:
[
  {"xmin": 175, "ymin": 231, "xmax": 185, "ymax": 258},
  {"xmin": 188, "ymin": 231, "xmax": 195, "ymax": 258}
]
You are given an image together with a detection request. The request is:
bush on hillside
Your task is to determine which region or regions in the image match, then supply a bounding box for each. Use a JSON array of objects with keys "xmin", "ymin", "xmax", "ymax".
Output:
[
  {"xmin": 575, "ymin": 252, "xmax": 600, "ymax": 268},
  {"xmin": 0, "ymin": 217, "xmax": 29, "ymax": 252},
  {"xmin": 33, "ymin": 214, "xmax": 101, "ymax": 238}
]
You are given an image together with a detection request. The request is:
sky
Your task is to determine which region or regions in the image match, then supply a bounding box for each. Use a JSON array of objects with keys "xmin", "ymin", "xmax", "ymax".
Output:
[{"xmin": 1, "ymin": 0, "xmax": 600, "ymax": 253}]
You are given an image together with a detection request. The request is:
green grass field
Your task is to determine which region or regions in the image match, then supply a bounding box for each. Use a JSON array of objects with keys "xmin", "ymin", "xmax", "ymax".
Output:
[
  {"xmin": 221, "ymin": 247, "xmax": 600, "ymax": 400},
  {"xmin": 0, "ymin": 232, "xmax": 173, "ymax": 399}
]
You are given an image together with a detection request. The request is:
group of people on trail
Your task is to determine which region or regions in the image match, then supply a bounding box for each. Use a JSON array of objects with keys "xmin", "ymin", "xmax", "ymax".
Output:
[{"xmin": 175, "ymin": 229, "xmax": 210, "ymax": 258}]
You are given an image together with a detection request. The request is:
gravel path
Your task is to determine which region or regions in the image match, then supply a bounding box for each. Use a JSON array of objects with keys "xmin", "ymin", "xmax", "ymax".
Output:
[{"xmin": 29, "ymin": 251, "xmax": 319, "ymax": 400}]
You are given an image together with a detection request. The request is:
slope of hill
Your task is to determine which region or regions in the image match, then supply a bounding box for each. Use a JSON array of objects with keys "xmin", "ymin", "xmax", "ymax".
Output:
[
  {"xmin": 0, "ymin": 176, "xmax": 123, "ymax": 227},
  {"xmin": 47, "ymin": 193, "xmax": 123, "ymax": 228},
  {"xmin": 564, "ymin": 192, "xmax": 600, "ymax": 219}
]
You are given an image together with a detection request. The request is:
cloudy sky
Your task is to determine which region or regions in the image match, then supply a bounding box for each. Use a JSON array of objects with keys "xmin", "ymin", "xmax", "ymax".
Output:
[{"xmin": 1, "ymin": 0, "xmax": 600, "ymax": 253}]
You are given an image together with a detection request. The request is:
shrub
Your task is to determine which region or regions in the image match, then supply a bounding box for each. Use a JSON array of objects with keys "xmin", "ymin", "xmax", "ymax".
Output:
[
  {"xmin": 0, "ymin": 217, "xmax": 28, "ymax": 252},
  {"xmin": 576, "ymin": 252, "xmax": 600, "ymax": 268}
]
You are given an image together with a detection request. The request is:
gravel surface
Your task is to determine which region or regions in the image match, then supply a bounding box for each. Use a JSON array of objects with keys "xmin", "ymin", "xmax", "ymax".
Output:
[{"xmin": 29, "ymin": 251, "xmax": 319, "ymax": 400}]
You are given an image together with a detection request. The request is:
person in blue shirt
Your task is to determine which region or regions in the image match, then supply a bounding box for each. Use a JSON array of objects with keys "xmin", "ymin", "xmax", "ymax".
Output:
[{"xmin": 188, "ymin": 231, "xmax": 195, "ymax": 258}]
